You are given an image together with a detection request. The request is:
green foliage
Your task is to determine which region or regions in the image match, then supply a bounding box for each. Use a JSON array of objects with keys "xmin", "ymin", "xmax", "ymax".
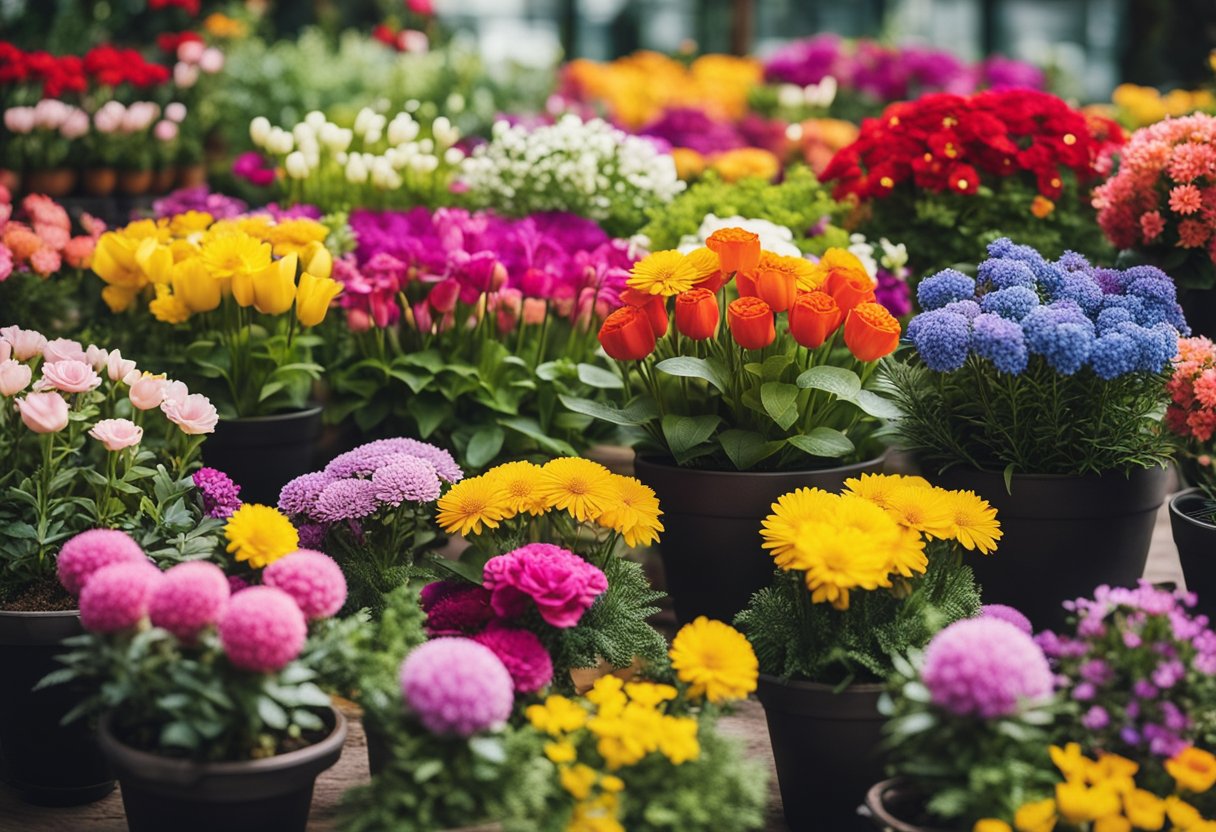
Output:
[
  {"xmin": 639, "ymin": 166, "xmax": 850, "ymax": 253},
  {"xmin": 735, "ymin": 549, "xmax": 981, "ymax": 684},
  {"xmin": 881, "ymin": 355, "xmax": 1175, "ymax": 476}
]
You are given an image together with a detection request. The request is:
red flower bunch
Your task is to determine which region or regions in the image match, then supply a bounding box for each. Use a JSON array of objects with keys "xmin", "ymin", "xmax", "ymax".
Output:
[
  {"xmin": 157, "ymin": 31, "xmax": 203, "ymax": 55},
  {"xmin": 82, "ymin": 45, "xmax": 171, "ymax": 89},
  {"xmin": 0, "ymin": 43, "xmax": 87, "ymax": 98},
  {"xmin": 148, "ymin": 0, "xmax": 201, "ymax": 14},
  {"xmin": 822, "ymin": 90, "xmax": 1121, "ymax": 202}
]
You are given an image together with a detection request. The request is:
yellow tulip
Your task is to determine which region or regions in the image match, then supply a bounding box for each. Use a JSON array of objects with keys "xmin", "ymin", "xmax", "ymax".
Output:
[
  {"xmin": 100, "ymin": 285, "xmax": 139, "ymax": 313},
  {"xmin": 149, "ymin": 285, "xmax": 191, "ymax": 324},
  {"xmin": 301, "ymin": 240, "xmax": 333, "ymax": 280},
  {"xmin": 251, "ymin": 253, "xmax": 298, "ymax": 315},
  {"xmin": 1055, "ymin": 781, "xmax": 1120, "ymax": 824},
  {"xmin": 171, "ymin": 258, "xmax": 222, "ymax": 313},
  {"xmin": 294, "ymin": 271, "xmax": 343, "ymax": 327},
  {"xmin": 1013, "ymin": 798, "xmax": 1057, "ymax": 832},
  {"xmin": 91, "ymin": 232, "xmax": 147, "ymax": 292},
  {"xmin": 135, "ymin": 237, "xmax": 174, "ymax": 285},
  {"xmin": 1093, "ymin": 817, "xmax": 1131, "ymax": 832}
]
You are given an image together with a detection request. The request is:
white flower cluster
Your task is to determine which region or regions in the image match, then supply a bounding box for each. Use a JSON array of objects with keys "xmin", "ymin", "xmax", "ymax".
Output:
[
  {"xmin": 674, "ymin": 214, "xmax": 803, "ymax": 257},
  {"xmin": 459, "ymin": 114, "xmax": 684, "ymax": 235},
  {"xmin": 847, "ymin": 232, "xmax": 909, "ymax": 281},
  {"xmin": 776, "ymin": 76, "xmax": 838, "ymax": 111}
]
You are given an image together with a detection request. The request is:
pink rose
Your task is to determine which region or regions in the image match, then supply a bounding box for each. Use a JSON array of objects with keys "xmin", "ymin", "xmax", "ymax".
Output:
[
  {"xmin": 15, "ymin": 391, "xmax": 69, "ymax": 433},
  {"xmin": 161, "ymin": 393, "xmax": 218, "ymax": 435},
  {"xmin": 0, "ymin": 359, "xmax": 31, "ymax": 396},
  {"xmin": 173, "ymin": 62, "xmax": 199, "ymax": 90},
  {"xmin": 34, "ymin": 222, "xmax": 69, "ymax": 250},
  {"xmin": 1, "ymin": 326, "xmax": 47, "ymax": 360},
  {"xmin": 60, "ymin": 108, "xmax": 89, "ymax": 140},
  {"xmin": 43, "ymin": 337, "xmax": 86, "ymax": 364},
  {"xmin": 198, "ymin": 48, "xmax": 224, "ymax": 74},
  {"xmin": 84, "ymin": 344, "xmax": 108, "ymax": 370},
  {"xmin": 41, "ymin": 359, "xmax": 101, "ymax": 393},
  {"xmin": 165, "ymin": 102, "xmax": 187, "ymax": 124},
  {"xmin": 105, "ymin": 350, "xmax": 136, "ymax": 382},
  {"xmin": 154, "ymin": 120, "xmax": 178, "ymax": 142},
  {"xmin": 3, "ymin": 107, "xmax": 35, "ymax": 134},
  {"xmin": 89, "ymin": 418, "xmax": 143, "ymax": 451},
  {"xmin": 482, "ymin": 543, "xmax": 607, "ymax": 628},
  {"xmin": 177, "ymin": 40, "xmax": 206, "ymax": 64},
  {"xmin": 128, "ymin": 375, "xmax": 166, "ymax": 410},
  {"xmin": 162, "ymin": 379, "xmax": 189, "ymax": 404}
]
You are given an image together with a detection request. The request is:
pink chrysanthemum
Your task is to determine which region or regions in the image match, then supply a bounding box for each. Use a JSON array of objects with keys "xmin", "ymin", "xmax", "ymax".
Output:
[
  {"xmin": 399, "ymin": 638, "xmax": 514, "ymax": 736},
  {"xmin": 277, "ymin": 471, "xmax": 334, "ymax": 517},
  {"xmin": 482, "ymin": 543, "xmax": 607, "ymax": 628},
  {"xmin": 922, "ymin": 617, "xmax": 1053, "ymax": 718},
  {"xmin": 981, "ymin": 604, "xmax": 1033, "ymax": 635},
  {"xmin": 218, "ymin": 586, "xmax": 307, "ymax": 673},
  {"xmin": 311, "ymin": 478, "xmax": 379, "ymax": 522},
  {"xmin": 420, "ymin": 580, "xmax": 495, "ymax": 635},
  {"xmin": 472, "ymin": 625, "xmax": 554, "ymax": 693},
  {"xmin": 148, "ymin": 561, "xmax": 230, "ymax": 641},
  {"xmin": 57, "ymin": 528, "xmax": 148, "ymax": 596},
  {"xmin": 371, "ymin": 456, "xmax": 442, "ymax": 505},
  {"xmin": 79, "ymin": 561, "xmax": 163, "ymax": 633},
  {"xmin": 262, "ymin": 549, "xmax": 347, "ymax": 620}
]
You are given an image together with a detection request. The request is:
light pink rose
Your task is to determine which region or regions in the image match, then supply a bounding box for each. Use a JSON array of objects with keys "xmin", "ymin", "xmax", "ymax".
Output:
[
  {"xmin": 162, "ymin": 379, "xmax": 189, "ymax": 404},
  {"xmin": 41, "ymin": 359, "xmax": 101, "ymax": 393},
  {"xmin": 33, "ymin": 99, "xmax": 68, "ymax": 129},
  {"xmin": 173, "ymin": 62, "xmax": 199, "ymax": 89},
  {"xmin": 0, "ymin": 359, "xmax": 31, "ymax": 396},
  {"xmin": 89, "ymin": 418, "xmax": 143, "ymax": 451},
  {"xmin": 15, "ymin": 391, "xmax": 69, "ymax": 433},
  {"xmin": 106, "ymin": 350, "xmax": 136, "ymax": 382},
  {"xmin": 0, "ymin": 340, "xmax": 11, "ymax": 362},
  {"xmin": 85, "ymin": 345, "xmax": 108, "ymax": 370},
  {"xmin": 199, "ymin": 48, "xmax": 224, "ymax": 74},
  {"xmin": 154, "ymin": 120, "xmax": 178, "ymax": 142},
  {"xmin": 60, "ymin": 108, "xmax": 89, "ymax": 140},
  {"xmin": 43, "ymin": 337, "xmax": 86, "ymax": 364},
  {"xmin": 165, "ymin": 102, "xmax": 187, "ymax": 124},
  {"xmin": 177, "ymin": 40, "xmax": 206, "ymax": 64},
  {"xmin": 93, "ymin": 107, "xmax": 121, "ymax": 135},
  {"xmin": 161, "ymin": 393, "xmax": 218, "ymax": 435},
  {"xmin": 4, "ymin": 107, "xmax": 35, "ymax": 134},
  {"xmin": 2, "ymin": 326, "xmax": 47, "ymax": 360},
  {"xmin": 129, "ymin": 375, "xmax": 166, "ymax": 410}
]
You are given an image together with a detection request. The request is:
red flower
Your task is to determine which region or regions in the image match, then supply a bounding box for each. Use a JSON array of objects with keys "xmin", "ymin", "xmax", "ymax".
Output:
[{"xmin": 158, "ymin": 31, "xmax": 203, "ymax": 55}]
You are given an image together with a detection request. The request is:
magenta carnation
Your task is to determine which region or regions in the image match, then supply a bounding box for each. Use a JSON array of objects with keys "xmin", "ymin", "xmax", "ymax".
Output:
[
  {"xmin": 473, "ymin": 625, "xmax": 554, "ymax": 693},
  {"xmin": 982, "ymin": 604, "xmax": 1033, "ymax": 635},
  {"xmin": 922, "ymin": 617, "xmax": 1053, "ymax": 718},
  {"xmin": 420, "ymin": 579, "xmax": 495, "ymax": 635},
  {"xmin": 482, "ymin": 543, "xmax": 607, "ymax": 628},
  {"xmin": 57, "ymin": 528, "xmax": 147, "ymax": 596},
  {"xmin": 79, "ymin": 561, "xmax": 163, "ymax": 633},
  {"xmin": 399, "ymin": 638, "xmax": 514, "ymax": 736},
  {"xmin": 218, "ymin": 586, "xmax": 307, "ymax": 673},
  {"xmin": 262, "ymin": 549, "xmax": 347, "ymax": 620},
  {"xmin": 148, "ymin": 561, "xmax": 231, "ymax": 641}
]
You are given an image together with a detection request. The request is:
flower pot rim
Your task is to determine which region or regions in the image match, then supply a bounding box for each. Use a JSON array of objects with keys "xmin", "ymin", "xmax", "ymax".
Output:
[
  {"xmin": 930, "ymin": 463, "xmax": 1169, "ymax": 483},
  {"xmin": 218, "ymin": 404, "xmax": 324, "ymax": 426},
  {"xmin": 0, "ymin": 608, "xmax": 79, "ymax": 619},
  {"xmin": 1171, "ymin": 487, "xmax": 1216, "ymax": 531},
  {"xmin": 864, "ymin": 778, "xmax": 956, "ymax": 832},
  {"xmin": 635, "ymin": 450, "xmax": 889, "ymax": 479},
  {"xmin": 758, "ymin": 672, "xmax": 886, "ymax": 694}
]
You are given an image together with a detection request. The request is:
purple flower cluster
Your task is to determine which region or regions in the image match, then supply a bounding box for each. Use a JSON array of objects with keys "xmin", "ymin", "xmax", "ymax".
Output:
[
  {"xmin": 921, "ymin": 617, "xmax": 1053, "ymax": 718},
  {"xmin": 152, "ymin": 186, "xmax": 248, "ymax": 220},
  {"xmin": 763, "ymin": 35, "xmax": 1044, "ymax": 101},
  {"xmin": 193, "ymin": 467, "xmax": 242, "ymax": 519},
  {"xmin": 909, "ymin": 239, "xmax": 1186, "ymax": 377},
  {"xmin": 638, "ymin": 107, "xmax": 745, "ymax": 156},
  {"xmin": 1037, "ymin": 581, "xmax": 1216, "ymax": 758}
]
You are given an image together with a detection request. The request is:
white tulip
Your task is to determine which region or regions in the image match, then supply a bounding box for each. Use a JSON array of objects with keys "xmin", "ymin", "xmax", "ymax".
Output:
[
  {"xmin": 305, "ymin": 110, "xmax": 326, "ymax": 130},
  {"xmin": 364, "ymin": 127, "xmax": 382, "ymax": 145},
  {"xmin": 285, "ymin": 151, "xmax": 309, "ymax": 179},
  {"xmin": 345, "ymin": 154, "xmax": 369, "ymax": 184},
  {"xmin": 388, "ymin": 114, "xmax": 419, "ymax": 145},
  {"xmin": 432, "ymin": 116, "xmax": 459, "ymax": 148},
  {"xmin": 292, "ymin": 122, "xmax": 315, "ymax": 146},
  {"xmin": 353, "ymin": 107, "xmax": 375, "ymax": 136},
  {"xmin": 443, "ymin": 147, "xmax": 465, "ymax": 165},
  {"xmin": 267, "ymin": 127, "xmax": 294, "ymax": 155},
  {"xmin": 250, "ymin": 117, "xmax": 271, "ymax": 147}
]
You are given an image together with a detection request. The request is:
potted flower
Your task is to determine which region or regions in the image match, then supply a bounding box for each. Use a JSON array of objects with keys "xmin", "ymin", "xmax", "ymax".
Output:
[
  {"xmin": 115, "ymin": 102, "xmax": 162, "ymax": 196},
  {"xmin": 1165, "ymin": 336, "xmax": 1216, "ymax": 615},
  {"xmin": 90, "ymin": 212, "xmax": 345, "ymax": 503},
  {"xmin": 735, "ymin": 473, "xmax": 1001, "ymax": 829},
  {"xmin": 867, "ymin": 613, "xmax": 1059, "ymax": 831},
  {"xmin": 83, "ymin": 101, "xmax": 129, "ymax": 197},
  {"xmin": 885, "ymin": 239, "xmax": 1183, "ymax": 627},
  {"xmin": 565, "ymin": 227, "xmax": 904, "ymax": 622},
  {"xmin": 328, "ymin": 207, "xmax": 638, "ymax": 472},
  {"xmin": 0, "ymin": 327, "xmax": 223, "ymax": 805},
  {"xmin": 3, "ymin": 100, "xmax": 89, "ymax": 196},
  {"xmin": 42, "ymin": 537, "xmax": 349, "ymax": 832}
]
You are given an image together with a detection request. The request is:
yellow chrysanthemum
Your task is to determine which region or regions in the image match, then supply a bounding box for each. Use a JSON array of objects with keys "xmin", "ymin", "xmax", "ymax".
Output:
[
  {"xmin": 262, "ymin": 218, "xmax": 330, "ymax": 258},
  {"xmin": 943, "ymin": 490, "xmax": 1003, "ymax": 554},
  {"xmin": 586, "ymin": 675, "xmax": 628, "ymax": 718},
  {"xmin": 590, "ymin": 701, "xmax": 662, "ymax": 768},
  {"xmin": 527, "ymin": 695, "xmax": 589, "ymax": 736},
  {"xmin": 655, "ymin": 714, "xmax": 700, "ymax": 764},
  {"xmin": 224, "ymin": 504, "xmax": 299, "ymax": 569},
  {"xmin": 435, "ymin": 474, "xmax": 512, "ymax": 536},
  {"xmin": 560, "ymin": 763, "xmax": 600, "ymax": 800},
  {"xmin": 168, "ymin": 211, "xmax": 214, "ymax": 238},
  {"xmin": 790, "ymin": 524, "xmax": 894, "ymax": 610},
  {"xmin": 148, "ymin": 284, "xmax": 191, "ymax": 324},
  {"xmin": 757, "ymin": 251, "xmax": 820, "ymax": 293},
  {"xmin": 669, "ymin": 616, "xmax": 758, "ymax": 703},
  {"xmin": 567, "ymin": 792, "xmax": 624, "ymax": 832},
  {"xmin": 622, "ymin": 682, "xmax": 677, "ymax": 708},
  {"xmin": 234, "ymin": 215, "xmax": 274, "ymax": 239},
  {"xmin": 760, "ymin": 487, "xmax": 838, "ymax": 568},
  {"xmin": 595, "ymin": 475, "xmax": 664, "ymax": 547},
  {"xmin": 843, "ymin": 473, "xmax": 930, "ymax": 510},
  {"xmin": 487, "ymin": 460, "xmax": 547, "ymax": 516},
  {"xmin": 1055, "ymin": 779, "xmax": 1120, "ymax": 824},
  {"xmin": 200, "ymin": 231, "xmax": 272, "ymax": 281},
  {"xmin": 536, "ymin": 457, "xmax": 616, "ymax": 522},
  {"xmin": 1013, "ymin": 797, "xmax": 1058, "ymax": 832},
  {"xmin": 626, "ymin": 250, "xmax": 700, "ymax": 297},
  {"xmin": 1167, "ymin": 746, "xmax": 1216, "ymax": 794},
  {"xmin": 883, "ymin": 484, "xmax": 955, "ymax": 539},
  {"xmin": 544, "ymin": 740, "xmax": 577, "ymax": 764}
]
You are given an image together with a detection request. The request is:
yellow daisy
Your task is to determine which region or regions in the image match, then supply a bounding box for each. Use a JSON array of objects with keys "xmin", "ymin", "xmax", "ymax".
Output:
[
  {"xmin": 535, "ymin": 458, "xmax": 616, "ymax": 523},
  {"xmin": 685, "ymin": 246, "xmax": 721, "ymax": 284},
  {"xmin": 435, "ymin": 474, "xmax": 512, "ymax": 536},
  {"xmin": 882, "ymin": 484, "xmax": 955, "ymax": 539},
  {"xmin": 669, "ymin": 616, "xmax": 758, "ymax": 703},
  {"xmin": 168, "ymin": 211, "xmax": 214, "ymax": 238},
  {"xmin": 224, "ymin": 504, "xmax": 299, "ymax": 569},
  {"xmin": 626, "ymin": 250, "xmax": 700, "ymax": 296},
  {"xmin": 944, "ymin": 490, "xmax": 1003, "ymax": 554},
  {"xmin": 486, "ymin": 460, "xmax": 546, "ymax": 516},
  {"xmin": 262, "ymin": 218, "xmax": 330, "ymax": 257},
  {"xmin": 200, "ymin": 232, "xmax": 272, "ymax": 281},
  {"xmin": 843, "ymin": 472, "xmax": 929, "ymax": 510},
  {"xmin": 791, "ymin": 524, "xmax": 893, "ymax": 610},
  {"xmin": 760, "ymin": 487, "xmax": 838, "ymax": 569},
  {"xmin": 595, "ymin": 475, "xmax": 664, "ymax": 547}
]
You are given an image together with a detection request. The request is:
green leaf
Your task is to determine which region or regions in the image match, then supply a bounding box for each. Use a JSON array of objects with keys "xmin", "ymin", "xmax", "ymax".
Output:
[
  {"xmin": 576, "ymin": 363, "xmax": 623, "ymax": 389},
  {"xmin": 660, "ymin": 414, "xmax": 721, "ymax": 465},
  {"xmin": 469, "ymin": 736, "xmax": 507, "ymax": 764},
  {"xmin": 655, "ymin": 356, "xmax": 729, "ymax": 393},
  {"xmin": 760, "ymin": 354, "xmax": 794, "ymax": 382},
  {"xmin": 464, "ymin": 425, "xmax": 505, "ymax": 469},
  {"xmin": 852, "ymin": 389, "xmax": 904, "ymax": 420},
  {"xmin": 500, "ymin": 417, "xmax": 577, "ymax": 456},
  {"xmin": 796, "ymin": 365, "xmax": 862, "ymax": 399},
  {"xmin": 399, "ymin": 350, "xmax": 445, "ymax": 373},
  {"xmin": 760, "ymin": 382, "xmax": 801, "ymax": 430},
  {"xmin": 425, "ymin": 552, "xmax": 484, "ymax": 584},
  {"xmin": 257, "ymin": 696, "xmax": 289, "ymax": 730},
  {"xmin": 558, "ymin": 395, "xmax": 656, "ymax": 427},
  {"xmin": 160, "ymin": 721, "xmax": 199, "ymax": 749},
  {"xmin": 413, "ymin": 759, "xmax": 444, "ymax": 783},
  {"xmin": 718, "ymin": 429, "xmax": 783, "ymax": 471},
  {"xmin": 406, "ymin": 396, "xmax": 450, "ymax": 439},
  {"xmin": 787, "ymin": 427, "xmax": 855, "ymax": 459}
]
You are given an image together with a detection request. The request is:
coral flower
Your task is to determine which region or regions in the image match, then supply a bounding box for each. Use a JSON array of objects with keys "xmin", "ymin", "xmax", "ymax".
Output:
[
  {"xmin": 705, "ymin": 227, "xmax": 761, "ymax": 274},
  {"xmin": 669, "ymin": 616, "xmax": 758, "ymax": 703},
  {"xmin": 789, "ymin": 291, "xmax": 843, "ymax": 349},
  {"xmin": 843, "ymin": 301, "xmax": 901, "ymax": 361},
  {"xmin": 626, "ymin": 250, "xmax": 700, "ymax": 297},
  {"xmin": 224, "ymin": 503, "xmax": 300, "ymax": 569},
  {"xmin": 436, "ymin": 474, "xmax": 512, "ymax": 535},
  {"xmin": 535, "ymin": 457, "xmax": 616, "ymax": 523},
  {"xmin": 674, "ymin": 288, "xmax": 719, "ymax": 340},
  {"xmin": 598, "ymin": 306, "xmax": 656, "ymax": 361},
  {"xmin": 727, "ymin": 296, "xmax": 776, "ymax": 350}
]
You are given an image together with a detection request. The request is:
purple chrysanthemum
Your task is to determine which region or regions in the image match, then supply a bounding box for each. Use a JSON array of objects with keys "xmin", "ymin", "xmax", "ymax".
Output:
[
  {"xmin": 193, "ymin": 467, "xmax": 242, "ymax": 519},
  {"xmin": 472, "ymin": 625, "xmax": 554, "ymax": 693},
  {"xmin": 278, "ymin": 471, "xmax": 334, "ymax": 517},
  {"xmin": 922, "ymin": 617, "xmax": 1053, "ymax": 718},
  {"xmin": 311, "ymin": 478, "xmax": 380, "ymax": 522},
  {"xmin": 371, "ymin": 456, "xmax": 442, "ymax": 505},
  {"xmin": 326, "ymin": 438, "xmax": 463, "ymax": 484},
  {"xmin": 296, "ymin": 522, "xmax": 328, "ymax": 551},
  {"xmin": 399, "ymin": 638, "xmax": 514, "ymax": 736}
]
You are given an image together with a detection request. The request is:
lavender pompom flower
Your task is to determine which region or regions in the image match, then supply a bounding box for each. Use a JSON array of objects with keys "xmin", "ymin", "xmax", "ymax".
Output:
[
  {"xmin": 311, "ymin": 478, "xmax": 381, "ymax": 522},
  {"xmin": 193, "ymin": 467, "xmax": 242, "ymax": 519},
  {"xmin": 922, "ymin": 617, "xmax": 1053, "ymax": 718},
  {"xmin": 278, "ymin": 471, "xmax": 334, "ymax": 518},
  {"xmin": 372, "ymin": 456, "xmax": 442, "ymax": 505},
  {"xmin": 399, "ymin": 638, "xmax": 514, "ymax": 736}
]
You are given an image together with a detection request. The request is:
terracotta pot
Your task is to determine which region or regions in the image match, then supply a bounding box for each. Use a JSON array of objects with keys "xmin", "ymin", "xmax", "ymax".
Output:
[
  {"xmin": 24, "ymin": 168, "xmax": 76, "ymax": 197},
  {"xmin": 864, "ymin": 779, "xmax": 956, "ymax": 831},
  {"xmin": 152, "ymin": 167, "xmax": 177, "ymax": 194},
  {"xmin": 118, "ymin": 169, "xmax": 154, "ymax": 196},
  {"xmin": 1172, "ymin": 488, "xmax": 1216, "ymax": 620},
  {"xmin": 82, "ymin": 167, "xmax": 118, "ymax": 197},
  {"xmin": 177, "ymin": 163, "xmax": 208, "ymax": 189},
  {"xmin": 99, "ymin": 707, "xmax": 346, "ymax": 832},
  {"xmin": 0, "ymin": 168, "xmax": 21, "ymax": 193}
]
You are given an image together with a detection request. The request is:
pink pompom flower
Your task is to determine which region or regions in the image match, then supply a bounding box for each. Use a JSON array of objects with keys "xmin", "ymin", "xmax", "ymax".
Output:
[
  {"xmin": 472, "ymin": 625, "xmax": 554, "ymax": 693},
  {"xmin": 981, "ymin": 604, "xmax": 1033, "ymax": 635},
  {"xmin": 57, "ymin": 528, "xmax": 148, "ymax": 596},
  {"xmin": 219, "ymin": 586, "xmax": 307, "ymax": 673},
  {"xmin": 149, "ymin": 561, "xmax": 230, "ymax": 641},
  {"xmin": 922, "ymin": 617, "xmax": 1053, "ymax": 719},
  {"xmin": 262, "ymin": 550, "xmax": 347, "ymax": 620},
  {"xmin": 482, "ymin": 543, "xmax": 608, "ymax": 628},
  {"xmin": 399, "ymin": 638, "xmax": 514, "ymax": 736},
  {"xmin": 79, "ymin": 561, "xmax": 163, "ymax": 633}
]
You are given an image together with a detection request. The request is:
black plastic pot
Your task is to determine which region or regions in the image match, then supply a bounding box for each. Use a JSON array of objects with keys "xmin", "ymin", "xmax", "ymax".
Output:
[
  {"xmin": 365, "ymin": 720, "xmax": 389, "ymax": 777},
  {"xmin": 863, "ymin": 780, "xmax": 956, "ymax": 832},
  {"xmin": 99, "ymin": 706, "xmax": 346, "ymax": 832},
  {"xmin": 756, "ymin": 674, "xmax": 886, "ymax": 832},
  {"xmin": 203, "ymin": 406, "xmax": 324, "ymax": 505},
  {"xmin": 634, "ymin": 455, "xmax": 886, "ymax": 625},
  {"xmin": 1171, "ymin": 488, "xmax": 1216, "ymax": 620},
  {"xmin": 0, "ymin": 609, "xmax": 115, "ymax": 806},
  {"xmin": 933, "ymin": 465, "xmax": 1169, "ymax": 631}
]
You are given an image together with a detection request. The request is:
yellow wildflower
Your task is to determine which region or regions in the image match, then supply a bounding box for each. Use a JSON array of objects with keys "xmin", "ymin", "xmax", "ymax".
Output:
[{"xmin": 669, "ymin": 616, "xmax": 758, "ymax": 703}]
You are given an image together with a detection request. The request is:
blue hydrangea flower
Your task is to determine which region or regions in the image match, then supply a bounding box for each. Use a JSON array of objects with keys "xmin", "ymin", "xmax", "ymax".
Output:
[
  {"xmin": 1114, "ymin": 321, "xmax": 1176, "ymax": 373},
  {"xmin": 1126, "ymin": 268, "xmax": 1177, "ymax": 305},
  {"xmin": 941, "ymin": 299, "xmax": 982, "ymax": 319},
  {"xmin": 986, "ymin": 238, "xmax": 1042, "ymax": 264},
  {"xmin": 1088, "ymin": 332, "xmax": 1140, "ymax": 380},
  {"xmin": 1057, "ymin": 251, "xmax": 1091, "ymax": 272},
  {"xmin": 980, "ymin": 286, "xmax": 1040, "ymax": 321},
  {"xmin": 971, "ymin": 313, "xmax": 1028, "ymax": 375},
  {"xmin": 1092, "ymin": 268, "xmax": 1127, "ymax": 294},
  {"xmin": 977, "ymin": 258, "xmax": 1037, "ymax": 291},
  {"xmin": 1096, "ymin": 307, "xmax": 1133, "ymax": 334},
  {"xmin": 910, "ymin": 309, "xmax": 973, "ymax": 372},
  {"xmin": 917, "ymin": 269, "xmax": 977, "ymax": 311},
  {"xmin": 1056, "ymin": 273, "xmax": 1104, "ymax": 315}
]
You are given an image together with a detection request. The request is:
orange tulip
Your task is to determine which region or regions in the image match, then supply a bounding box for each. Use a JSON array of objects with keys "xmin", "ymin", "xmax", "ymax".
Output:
[
  {"xmin": 599, "ymin": 306, "xmax": 657, "ymax": 360},
  {"xmin": 621, "ymin": 289, "xmax": 669, "ymax": 337},
  {"xmin": 827, "ymin": 268, "xmax": 877, "ymax": 312},
  {"xmin": 844, "ymin": 302, "xmax": 901, "ymax": 361},
  {"xmin": 789, "ymin": 291, "xmax": 843, "ymax": 349},
  {"xmin": 734, "ymin": 269, "xmax": 758, "ymax": 298},
  {"xmin": 706, "ymin": 227, "xmax": 761, "ymax": 274},
  {"xmin": 727, "ymin": 296, "xmax": 776, "ymax": 350},
  {"xmin": 687, "ymin": 247, "xmax": 726, "ymax": 292},
  {"xmin": 674, "ymin": 288, "xmax": 719, "ymax": 340},
  {"xmin": 754, "ymin": 267, "xmax": 797, "ymax": 312}
]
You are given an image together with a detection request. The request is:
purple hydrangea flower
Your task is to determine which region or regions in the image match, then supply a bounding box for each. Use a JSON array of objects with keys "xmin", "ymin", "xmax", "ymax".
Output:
[{"xmin": 193, "ymin": 467, "xmax": 242, "ymax": 519}]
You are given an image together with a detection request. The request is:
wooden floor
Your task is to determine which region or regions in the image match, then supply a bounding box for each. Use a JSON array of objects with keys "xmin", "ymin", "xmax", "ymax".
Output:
[{"xmin": 0, "ymin": 500, "xmax": 1185, "ymax": 832}]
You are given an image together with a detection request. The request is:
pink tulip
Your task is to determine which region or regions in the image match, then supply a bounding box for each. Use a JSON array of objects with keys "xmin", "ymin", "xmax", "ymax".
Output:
[
  {"xmin": 85, "ymin": 345, "xmax": 108, "ymax": 371},
  {"xmin": 199, "ymin": 48, "xmax": 224, "ymax": 74},
  {"xmin": 15, "ymin": 391, "xmax": 69, "ymax": 433},
  {"xmin": 0, "ymin": 340, "xmax": 10, "ymax": 362},
  {"xmin": 43, "ymin": 337, "xmax": 86, "ymax": 364},
  {"xmin": 1, "ymin": 326, "xmax": 47, "ymax": 360},
  {"xmin": 161, "ymin": 393, "xmax": 218, "ymax": 435},
  {"xmin": 412, "ymin": 302, "xmax": 433, "ymax": 333},
  {"xmin": 42, "ymin": 359, "xmax": 102, "ymax": 394},
  {"xmin": 346, "ymin": 308, "xmax": 371, "ymax": 332},
  {"xmin": 177, "ymin": 40, "xmax": 206, "ymax": 64},
  {"xmin": 0, "ymin": 359, "xmax": 31, "ymax": 396},
  {"xmin": 128, "ymin": 375, "xmax": 166, "ymax": 410},
  {"xmin": 428, "ymin": 278, "xmax": 460, "ymax": 314},
  {"xmin": 105, "ymin": 350, "xmax": 136, "ymax": 382},
  {"xmin": 407, "ymin": 0, "xmax": 434, "ymax": 15},
  {"xmin": 522, "ymin": 297, "xmax": 548, "ymax": 326},
  {"xmin": 3, "ymin": 107, "xmax": 35, "ymax": 134},
  {"xmin": 89, "ymin": 418, "xmax": 143, "ymax": 451}
]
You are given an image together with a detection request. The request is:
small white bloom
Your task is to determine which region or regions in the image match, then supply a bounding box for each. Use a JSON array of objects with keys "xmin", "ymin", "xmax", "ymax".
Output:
[{"xmin": 285, "ymin": 151, "xmax": 309, "ymax": 180}]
